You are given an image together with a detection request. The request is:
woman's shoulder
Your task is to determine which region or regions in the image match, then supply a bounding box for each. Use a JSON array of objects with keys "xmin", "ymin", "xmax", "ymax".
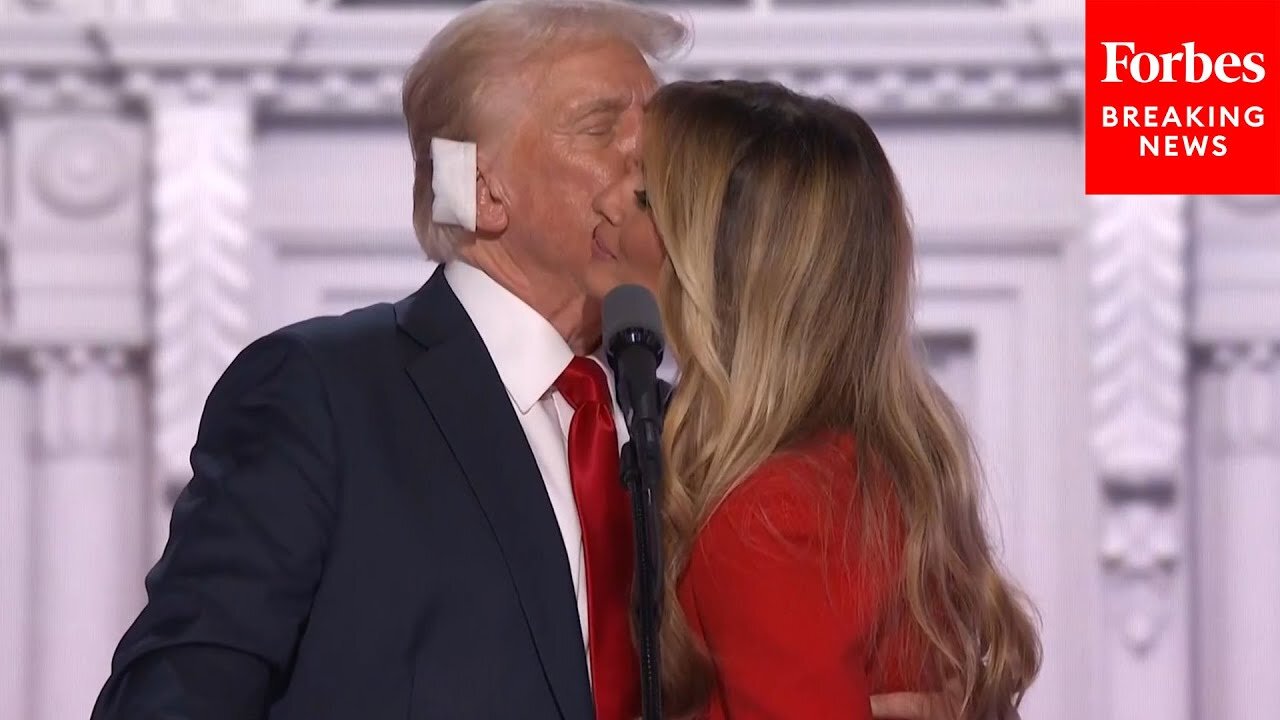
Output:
[
  {"xmin": 684, "ymin": 429, "xmax": 899, "ymax": 642},
  {"xmin": 696, "ymin": 431, "xmax": 862, "ymax": 557},
  {"xmin": 712, "ymin": 431, "xmax": 858, "ymax": 519}
]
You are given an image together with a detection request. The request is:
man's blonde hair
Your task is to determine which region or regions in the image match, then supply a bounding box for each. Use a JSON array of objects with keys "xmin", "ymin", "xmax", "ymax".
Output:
[{"xmin": 402, "ymin": 0, "xmax": 689, "ymax": 261}]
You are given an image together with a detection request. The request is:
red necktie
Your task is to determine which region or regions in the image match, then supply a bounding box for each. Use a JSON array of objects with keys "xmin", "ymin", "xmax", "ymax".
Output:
[{"xmin": 555, "ymin": 357, "xmax": 638, "ymax": 720}]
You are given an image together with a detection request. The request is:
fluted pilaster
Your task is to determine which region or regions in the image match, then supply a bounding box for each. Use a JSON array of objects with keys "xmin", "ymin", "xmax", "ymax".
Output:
[
  {"xmin": 28, "ymin": 346, "xmax": 146, "ymax": 720},
  {"xmin": 4, "ymin": 101, "xmax": 150, "ymax": 719},
  {"xmin": 1196, "ymin": 341, "xmax": 1280, "ymax": 720},
  {"xmin": 1191, "ymin": 193, "xmax": 1280, "ymax": 720}
]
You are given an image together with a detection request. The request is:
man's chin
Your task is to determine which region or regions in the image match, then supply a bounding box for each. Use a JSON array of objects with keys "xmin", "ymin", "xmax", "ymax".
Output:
[
  {"xmin": 579, "ymin": 267, "xmax": 618, "ymax": 302},
  {"xmin": 568, "ymin": 297, "xmax": 604, "ymax": 356}
]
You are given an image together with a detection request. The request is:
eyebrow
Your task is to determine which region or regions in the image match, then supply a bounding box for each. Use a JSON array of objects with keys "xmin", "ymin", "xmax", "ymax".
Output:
[{"xmin": 569, "ymin": 95, "xmax": 629, "ymax": 120}]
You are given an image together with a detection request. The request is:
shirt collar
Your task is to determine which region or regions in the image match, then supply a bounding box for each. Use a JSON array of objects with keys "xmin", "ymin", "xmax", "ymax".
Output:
[{"xmin": 445, "ymin": 261, "xmax": 574, "ymax": 413}]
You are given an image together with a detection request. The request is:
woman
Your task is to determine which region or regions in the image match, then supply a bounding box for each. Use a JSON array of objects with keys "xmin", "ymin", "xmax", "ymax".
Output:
[{"xmin": 584, "ymin": 80, "xmax": 1041, "ymax": 719}]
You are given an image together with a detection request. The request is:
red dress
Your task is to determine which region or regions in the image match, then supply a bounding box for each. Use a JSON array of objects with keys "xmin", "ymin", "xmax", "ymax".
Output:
[{"xmin": 677, "ymin": 432, "xmax": 930, "ymax": 719}]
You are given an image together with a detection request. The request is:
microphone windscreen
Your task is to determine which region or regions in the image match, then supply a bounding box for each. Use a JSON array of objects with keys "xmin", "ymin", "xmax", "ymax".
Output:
[{"xmin": 603, "ymin": 284, "xmax": 664, "ymax": 346}]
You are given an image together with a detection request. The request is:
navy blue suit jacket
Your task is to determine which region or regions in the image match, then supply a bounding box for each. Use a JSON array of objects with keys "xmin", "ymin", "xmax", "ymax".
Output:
[{"xmin": 92, "ymin": 267, "xmax": 597, "ymax": 720}]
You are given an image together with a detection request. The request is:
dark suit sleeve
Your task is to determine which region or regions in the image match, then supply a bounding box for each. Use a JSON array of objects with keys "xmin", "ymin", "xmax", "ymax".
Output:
[{"xmin": 92, "ymin": 331, "xmax": 340, "ymax": 720}]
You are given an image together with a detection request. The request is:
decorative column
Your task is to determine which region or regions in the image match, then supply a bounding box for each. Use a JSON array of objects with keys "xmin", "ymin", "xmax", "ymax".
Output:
[
  {"xmin": 1089, "ymin": 195, "xmax": 1191, "ymax": 720},
  {"xmin": 1193, "ymin": 195, "xmax": 1280, "ymax": 720},
  {"xmin": 6, "ymin": 102, "xmax": 150, "ymax": 719},
  {"xmin": 1, "ymin": 9, "xmax": 299, "ymax": 716},
  {"xmin": 28, "ymin": 347, "xmax": 146, "ymax": 720},
  {"xmin": 1198, "ymin": 341, "xmax": 1280, "ymax": 720},
  {"xmin": 98, "ymin": 12, "xmax": 299, "ymax": 549},
  {"xmin": 144, "ymin": 78, "xmax": 256, "ymax": 534}
]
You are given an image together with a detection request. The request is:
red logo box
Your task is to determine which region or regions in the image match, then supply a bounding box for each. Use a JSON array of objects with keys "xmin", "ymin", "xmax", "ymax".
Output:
[{"xmin": 1085, "ymin": 0, "xmax": 1280, "ymax": 194}]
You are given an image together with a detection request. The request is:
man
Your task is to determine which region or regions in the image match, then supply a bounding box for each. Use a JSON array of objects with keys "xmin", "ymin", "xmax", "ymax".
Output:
[
  {"xmin": 94, "ymin": 2, "xmax": 679, "ymax": 718},
  {"xmin": 93, "ymin": 1, "xmax": 942, "ymax": 718}
]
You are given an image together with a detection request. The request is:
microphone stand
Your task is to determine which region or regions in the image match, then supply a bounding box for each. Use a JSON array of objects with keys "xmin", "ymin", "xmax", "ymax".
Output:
[{"xmin": 620, "ymin": 419, "xmax": 664, "ymax": 720}]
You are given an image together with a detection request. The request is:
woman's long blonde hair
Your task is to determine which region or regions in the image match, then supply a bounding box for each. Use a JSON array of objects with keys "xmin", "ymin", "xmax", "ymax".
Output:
[{"xmin": 644, "ymin": 80, "xmax": 1041, "ymax": 719}]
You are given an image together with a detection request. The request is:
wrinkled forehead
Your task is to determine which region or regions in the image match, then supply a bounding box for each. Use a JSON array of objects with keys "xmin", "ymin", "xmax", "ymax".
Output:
[{"xmin": 532, "ymin": 39, "xmax": 659, "ymax": 114}]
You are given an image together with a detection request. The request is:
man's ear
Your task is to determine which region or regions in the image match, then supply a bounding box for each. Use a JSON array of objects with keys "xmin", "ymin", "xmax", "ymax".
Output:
[{"xmin": 475, "ymin": 163, "xmax": 509, "ymax": 236}]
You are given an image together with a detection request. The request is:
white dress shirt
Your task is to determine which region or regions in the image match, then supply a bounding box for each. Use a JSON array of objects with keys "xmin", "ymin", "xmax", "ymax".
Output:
[{"xmin": 444, "ymin": 261, "xmax": 630, "ymax": 659}]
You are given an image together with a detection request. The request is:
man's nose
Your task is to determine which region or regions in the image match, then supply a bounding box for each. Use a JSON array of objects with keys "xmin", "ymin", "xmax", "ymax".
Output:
[
  {"xmin": 591, "ymin": 171, "xmax": 632, "ymax": 222},
  {"xmin": 592, "ymin": 182, "xmax": 626, "ymax": 226}
]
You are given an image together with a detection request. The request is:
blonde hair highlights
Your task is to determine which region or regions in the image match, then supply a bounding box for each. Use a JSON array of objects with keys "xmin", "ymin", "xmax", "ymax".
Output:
[{"xmin": 644, "ymin": 80, "xmax": 1042, "ymax": 720}]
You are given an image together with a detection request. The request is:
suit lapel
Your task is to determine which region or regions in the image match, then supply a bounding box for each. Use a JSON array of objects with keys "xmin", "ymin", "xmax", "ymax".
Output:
[{"xmin": 395, "ymin": 268, "xmax": 593, "ymax": 720}]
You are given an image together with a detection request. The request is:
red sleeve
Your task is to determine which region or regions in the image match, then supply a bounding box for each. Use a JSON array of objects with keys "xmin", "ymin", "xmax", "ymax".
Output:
[{"xmin": 683, "ymin": 462, "xmax": 880, "ymax": 720}]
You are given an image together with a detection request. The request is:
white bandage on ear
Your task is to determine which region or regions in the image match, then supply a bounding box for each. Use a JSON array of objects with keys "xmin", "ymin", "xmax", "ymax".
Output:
[{"xmin": 430, "ymin": 137, "xmax": 477, "ymax": 232}]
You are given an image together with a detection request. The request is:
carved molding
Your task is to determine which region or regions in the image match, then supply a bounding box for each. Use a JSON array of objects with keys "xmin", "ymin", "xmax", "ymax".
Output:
[
  {"xmin": 7, "ymin": 113, "xmax": 148, "ymax": 347},
  {"xmin": 30, "ymin": 345, "xmax": 130, "ymax": 457},
  {"xmin": 1099, "ymin": 495, "xmax": 1179, "ymax": 652},
  {"xmin": 1091, "ymin": 195, "xmax": 1188, "ymax": 480},
  {"xmin": 0, "ymin": 69, "xmax": 120, "ymax": 111},
  {"xmin": 1213, "ymin": 195, "xmax": 1280, "ymax": 216},
  {"xmin": 150, "ymin": 97, "xmax": 253, "ymax": 483},
  {"xmin": 1190, "ymin": 190, "xmax": 1280, "ymax": 345},
  {"xmin": 29, "ymin": 122, "xmax": 134, "ymax": 218},
  {"xmin": 1090, "ymin": 195, "xmax": 1189, "ymax": 655},
  {"xmin": 2, "ymin": 0, "xmax": 321, "ymax": 19},
  {"xmin": 150, "ymin": 0, "xmax": 314, "ymax": 19},
  {"xmin": 1206, "ymin": 341, "xmax": 1280, "ymax": 453},
  {"xmin": 665, "ymin": 65, "xmax": 1081, "ymax": 118},
  {"xmin": 0, "ymin": 9, "xmax": 1086, "ymax": 118}
]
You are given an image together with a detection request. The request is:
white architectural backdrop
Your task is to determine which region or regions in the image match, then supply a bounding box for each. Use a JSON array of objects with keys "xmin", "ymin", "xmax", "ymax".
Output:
[{"xmin": 1, "ymin": 1, "xmax": 1277, "ymax": 719}]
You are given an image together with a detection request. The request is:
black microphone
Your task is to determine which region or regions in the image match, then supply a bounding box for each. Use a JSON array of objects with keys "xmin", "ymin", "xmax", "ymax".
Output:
[
  {"xmin": 603, "ymin": 284, "xmax": 666, "ymax": 439},
  {"xmin": 602, "ymin": 283, "xmax": 666, "ymax": 720}
]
